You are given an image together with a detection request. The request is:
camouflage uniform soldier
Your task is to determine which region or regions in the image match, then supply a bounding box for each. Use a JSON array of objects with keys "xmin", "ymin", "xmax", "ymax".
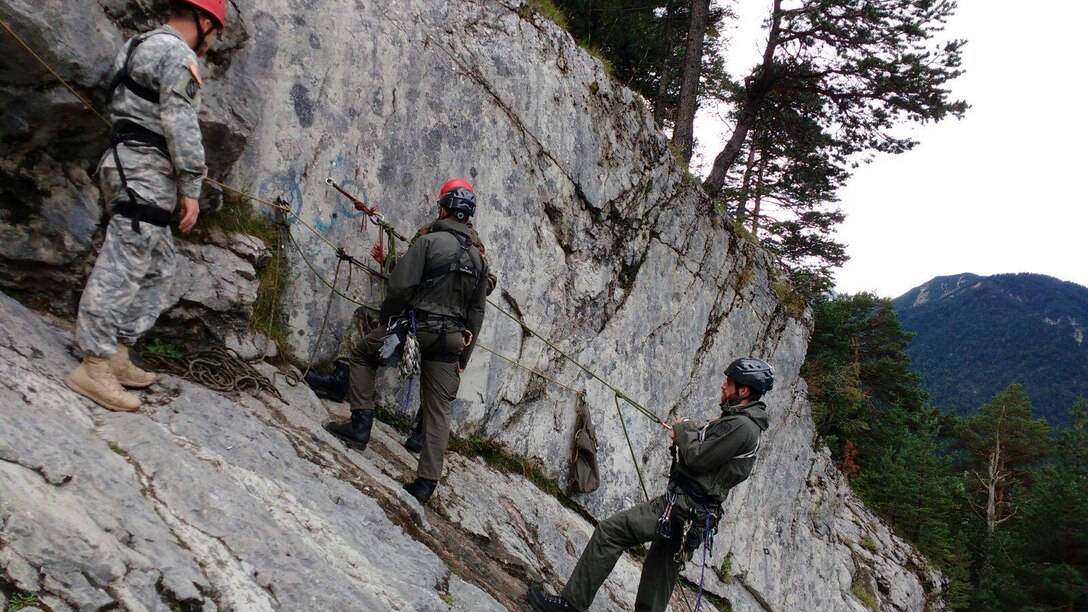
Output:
[
  {"xmin": 528, "ymin": 358, "xmax": 775, "ymax": 612},
  {"xmin": 325, "ymin": 179, "xmax": 490, "ymax": 506},
  {"xmin": 65, "ymin": 0, "xmax": 226, "ymax": 412}
]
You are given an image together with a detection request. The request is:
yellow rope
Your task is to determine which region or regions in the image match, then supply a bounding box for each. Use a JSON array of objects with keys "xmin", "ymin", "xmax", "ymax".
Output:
[
  {"xmin": 0, "ymin": 17, "xmax": 110, "ymax": 126},
  {"xmin": 475, "ymin": 344, "xmax": 579, "ymax": 395}
]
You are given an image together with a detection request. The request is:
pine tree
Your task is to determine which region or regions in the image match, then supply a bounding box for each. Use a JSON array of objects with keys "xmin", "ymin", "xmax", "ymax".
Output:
[
  {"xmin": 719, "ymin": 88, "xmax": 850, "ymax": 297},
  {"xmin": 958, "ymin": 385, "xmax": 1049, "ymax": 536},
  {"xmin": 954, "ymin": 384, "xmax": 1049, "ymax": 606},
  {"xmin": 702, "ymin": 0, "xmax": 967, "ymax": 197},
  {"xmin": 549, "ymin": 0, "xmax": 733, "ymax": 131}
]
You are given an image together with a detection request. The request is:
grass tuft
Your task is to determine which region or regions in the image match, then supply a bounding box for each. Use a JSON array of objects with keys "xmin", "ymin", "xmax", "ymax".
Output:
[
  {"xmin": 579, "ymin": 42, "xmax": 614, "ymax": 77},
  {"xmin": 861, "ymin": 534, "xmax": 880, "ymax": 554},
  {"xmin": 448, "ymin": 435, "xmax": 586, "ymax": 514},
  {"xmin": 770, "ymin": 279, "xmax": 807, "ymax": 319},
  {"xmin": 519, "ymin": 0, "xmax": 570, "ymax": 31},
  {"xmin": 851, "ymin": 578, "xmax": 878, "ymax": 611},
  {"xmin": 144, "ymin": 338, "xmax": 184, "ymax": 359},
  {"xmin": 735, "ymin": 262, "xmax": 754, "ymax": 291},
  {"xmin": 372, "ymin": 407, "xmax": 590, "ymax": 519},
  {"xmin": 730, "ymin": 218, "xmax": 758, "ymax": 246},
  {"xmin": 6, "ymin": 592, "xmax": 39, "ymax": 612},
  {"xmin": 201, "ymin": 189, "xmax": 292, "ymax": 357},
  {"xmin": 717, "ymin": 555, "xmax": 734, "ymax": 584}
]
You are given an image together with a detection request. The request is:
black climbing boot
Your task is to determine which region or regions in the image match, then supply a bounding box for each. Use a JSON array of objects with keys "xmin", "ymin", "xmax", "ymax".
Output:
[
  {"xmin": 403, "ymin": 477, "xmax": 438, "ymax": 505},
  {"xmin": 403, "ymin": 421, "xmax": 424, "ymax": 454},
  {"xmin": 527, "ymin": 583, "xmax": 578, "ymax": 611},
  {"xmin": 305, "ymin": 361, "xmax": 350, "ymax": 402},
  {"xmin": 325, "ymin": 409, "xmax": 374, "ymax": 451}
]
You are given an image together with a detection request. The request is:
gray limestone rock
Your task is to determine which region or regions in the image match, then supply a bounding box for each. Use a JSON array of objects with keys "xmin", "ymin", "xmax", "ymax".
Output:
[
  {"xmin": 0, "ymin": 0, "xmax": 943, "ymax": 609},
  {"xmin": 0, "ymin": 291, "xmax": 504, "ymax": 610}
]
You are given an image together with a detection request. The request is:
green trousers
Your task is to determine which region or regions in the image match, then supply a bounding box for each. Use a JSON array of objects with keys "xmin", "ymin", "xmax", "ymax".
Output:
[
  {"xmin": 562, "ymin": 495, "xmax": 685, "ymax": 612},
  {"xmin": 348, "ymin": 324, "xmax": 464, "ymax": 481}
]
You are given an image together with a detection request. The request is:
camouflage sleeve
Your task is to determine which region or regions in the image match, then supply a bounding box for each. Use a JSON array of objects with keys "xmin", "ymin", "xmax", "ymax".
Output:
[{"xmin": 157, "ymin": 46, "xmax": 206, "ymax": 200}]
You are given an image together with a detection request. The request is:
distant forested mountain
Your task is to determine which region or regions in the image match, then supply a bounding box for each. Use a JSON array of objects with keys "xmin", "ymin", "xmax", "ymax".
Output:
[{"xmin": 893, "ymin": 273, "xmax": 1088, "ymax": 425}]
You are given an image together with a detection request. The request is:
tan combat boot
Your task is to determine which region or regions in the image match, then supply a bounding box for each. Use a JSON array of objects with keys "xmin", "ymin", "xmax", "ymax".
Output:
[
  {"xmin": 65, "ymin": 355, "xmax": 142, "ymax": 412},
  {"xmin": 111, "ymin": 344, "xmax": 157, "ymax": 388}
]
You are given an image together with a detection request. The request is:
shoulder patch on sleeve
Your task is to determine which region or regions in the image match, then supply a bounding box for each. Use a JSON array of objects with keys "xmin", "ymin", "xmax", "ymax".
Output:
[
  {"xmin": 187, "ymin": 60, "xmax": 203, "ymax": 85},
  {"xmin": 172, "ymin": 61, "xmax": 202, "ymax": 105}
]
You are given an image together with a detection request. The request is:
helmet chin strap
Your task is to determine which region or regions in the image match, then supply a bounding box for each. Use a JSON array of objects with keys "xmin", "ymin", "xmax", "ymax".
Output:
[{"xmin": 192, "ymin": 10, "xmax": 215, "ymax": 52}]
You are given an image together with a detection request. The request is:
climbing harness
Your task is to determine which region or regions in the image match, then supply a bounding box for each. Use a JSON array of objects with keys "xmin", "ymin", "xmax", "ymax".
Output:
[
  {"xmin": 104, "ymin": 31, "xmax": 181, "ymax": 233},
  {"xmin": 105, "ymin": 31, "xmax": 168, "ymax": 105},
  {"xmin": 419, "ymin": 229, "xmax": 480, "ymax": 288}
]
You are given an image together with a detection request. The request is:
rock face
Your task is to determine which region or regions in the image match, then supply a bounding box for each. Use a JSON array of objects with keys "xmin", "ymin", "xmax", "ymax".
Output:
[
  {"xmin": 0, "ymin": 0, "xmax": 942, "ymax": 610},
  {"xmin": 0, "ymin": 291, "xmax": 648, "ymax": 611}
]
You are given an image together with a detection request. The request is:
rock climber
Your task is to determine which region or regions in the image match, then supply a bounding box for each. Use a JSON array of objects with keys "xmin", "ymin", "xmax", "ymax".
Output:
[
  {"xmin": 527, "ymin": 358, "xmax": 774, "ymax": 612},
  {"xmin": 66, "ymin": 0, "xmax": 227, "ymax": 412},
  {"xmin": 325, "ymin": 179, "xmax": 490, "ymax": 506}
]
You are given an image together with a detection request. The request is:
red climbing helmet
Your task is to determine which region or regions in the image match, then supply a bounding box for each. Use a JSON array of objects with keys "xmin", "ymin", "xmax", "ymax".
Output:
[
  {"xmin": 438, "ymin": 178, "xmax": 474, "ymax": 201},
  {"xmin": 437, "ymin": 178, "xmax": 477, "ymax": 220},
  {"xmin": 173, "ymin": 0, "xmax": 226, "ymax": 30}
]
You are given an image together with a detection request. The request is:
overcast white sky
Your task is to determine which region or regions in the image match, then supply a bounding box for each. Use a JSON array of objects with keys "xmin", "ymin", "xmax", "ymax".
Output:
[{"xmin": 691, "ymin": 0, "xmax": 1088, "ymax": 299}]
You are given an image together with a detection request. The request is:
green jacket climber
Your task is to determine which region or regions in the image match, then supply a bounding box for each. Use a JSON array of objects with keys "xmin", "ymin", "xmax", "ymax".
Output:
[
  {"xmin": 671, "ymin": 401, "xmax": 769, "ymax": 510},
  {"xmin": 528, "ymin": 357, "xmax": 775, "ymax": 612},
  {"xmin": 325, "ymin": 178, "xmax": 490, "ymax": 507},
  {"xmin": 379, "ymin": 217, "xmax": 489, "ymax": 368}
]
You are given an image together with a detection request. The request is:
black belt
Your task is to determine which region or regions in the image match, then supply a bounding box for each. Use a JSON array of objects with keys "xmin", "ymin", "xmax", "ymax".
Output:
[
  {"xmin": 108, "ymin": 121, "xmax": 173, "ymax": 233},
  {"xmin": 110, "ymin": 120, "xmax": 169, "ymax": 157},
  {"xmin": 415, "ymin": 311, "xmax": 466, "ymax": 328},
  {"xmin": 114, "ymin": 200, "xmax": 172, "ymax": 229}
]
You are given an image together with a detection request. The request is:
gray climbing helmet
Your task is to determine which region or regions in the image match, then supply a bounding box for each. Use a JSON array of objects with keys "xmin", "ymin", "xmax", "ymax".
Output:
[{"xmin": 724, "ymin": 358, "xmax": 774, "ymax": 393}]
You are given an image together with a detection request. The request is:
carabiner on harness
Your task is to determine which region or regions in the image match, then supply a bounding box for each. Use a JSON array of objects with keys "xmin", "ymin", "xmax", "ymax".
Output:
[{"xmin": 654, "ymin": 489, "xmax": 678, "ymax": 540}]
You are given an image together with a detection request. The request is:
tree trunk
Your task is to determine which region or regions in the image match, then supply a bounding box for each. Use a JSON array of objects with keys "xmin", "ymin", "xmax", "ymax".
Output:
[
  {"xmin": 986, "ymin": 435, "xmax": 1002, "ymax": 534},
  {"xmin": 750, "ymin": 146, "xmax": 768, "ymax": 236},
  {"xmin": 735, "ymin": 141, "xmax": 758, "ymax": 223},
  {"xmin": 670, "ymin": 0, "xmax": 712, "ymax": 163},
  {"xmin": 703, "ymin": 0, "xmax": 783, "ymax": 196},
  {"xmin": 653, "ymin": 0, "xmax": 677, "ymax": 126}
]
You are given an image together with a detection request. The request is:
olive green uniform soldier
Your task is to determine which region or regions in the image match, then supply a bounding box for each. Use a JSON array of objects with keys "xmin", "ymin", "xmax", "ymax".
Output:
[
  {"xmin": 304, "ymin": 220, "xmax": 495, "ymax": 405},
  {"xmin": 528, "ymin": 358, "xmax": 775, "ymax": 612},
  {"xmin": 65, "ymin": 0, "xmax": 226, "ymax": 413},
  {"xmin": 325, "ymin": 179, "xmax": 489, "ymax": 505}
]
